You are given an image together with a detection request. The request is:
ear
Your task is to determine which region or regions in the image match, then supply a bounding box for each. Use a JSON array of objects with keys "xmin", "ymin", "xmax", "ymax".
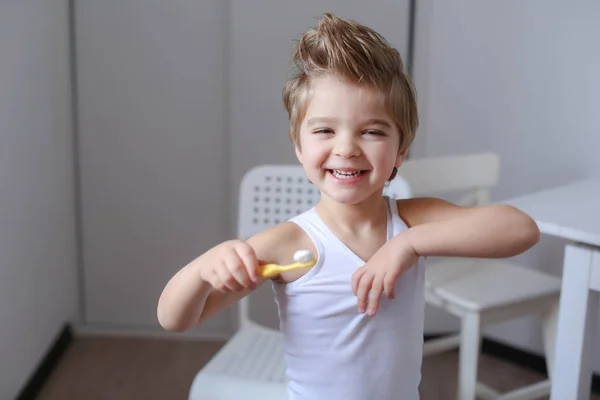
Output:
[{"xmin": 395, "ymin": 150, "xmax": 407, "ymax": 168}]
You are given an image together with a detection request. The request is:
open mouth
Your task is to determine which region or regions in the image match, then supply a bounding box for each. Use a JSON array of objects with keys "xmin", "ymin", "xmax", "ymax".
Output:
[{"xmin": 328, "ymin": 169, "xmax": 368, "ymax": 179}]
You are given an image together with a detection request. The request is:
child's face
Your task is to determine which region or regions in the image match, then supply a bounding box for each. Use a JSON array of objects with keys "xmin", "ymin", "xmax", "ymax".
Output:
[{"xmin": 295, "ymin": 75, "xmax": 405, "ymax": 205}]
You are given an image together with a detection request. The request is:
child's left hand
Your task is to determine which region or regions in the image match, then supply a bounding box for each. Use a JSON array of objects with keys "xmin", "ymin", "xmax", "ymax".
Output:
[{"xmin": 350, "ymin": 238, "xmax": 419, "ymax": 316}]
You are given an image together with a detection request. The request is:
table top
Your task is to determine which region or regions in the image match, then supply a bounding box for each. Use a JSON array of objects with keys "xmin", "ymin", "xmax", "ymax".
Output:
[{"xmin": 502, "ymin": 178, "xmax": 600, "ymax": 248}]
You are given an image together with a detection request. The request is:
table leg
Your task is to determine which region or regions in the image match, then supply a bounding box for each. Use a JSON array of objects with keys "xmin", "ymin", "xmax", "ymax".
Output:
[{"xmin": 550, "ymin": 244, "xmax": 599, "ymax": 400}]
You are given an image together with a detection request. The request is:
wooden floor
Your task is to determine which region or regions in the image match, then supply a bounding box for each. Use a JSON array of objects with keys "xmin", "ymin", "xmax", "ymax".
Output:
[{"xmin": 37, "ymin": 336, "xmax": 598, "ymax": 400}]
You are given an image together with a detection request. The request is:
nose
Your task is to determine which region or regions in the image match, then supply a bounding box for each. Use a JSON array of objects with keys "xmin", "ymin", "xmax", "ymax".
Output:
[{"xmin": 333, "ymin": 133, "xmax": 362, "ymax": 158}]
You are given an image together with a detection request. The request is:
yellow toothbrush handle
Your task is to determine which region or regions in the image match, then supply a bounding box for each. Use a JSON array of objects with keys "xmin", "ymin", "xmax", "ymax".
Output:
[{"xmin": 260, "ymin": 261, "xmax": 316, "ymax": 278}]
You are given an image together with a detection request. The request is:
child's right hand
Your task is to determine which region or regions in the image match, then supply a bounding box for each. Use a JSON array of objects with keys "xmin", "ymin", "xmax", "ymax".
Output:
[{"xmin": 199, "ymin": 240, "xmax": 262, "ymax": 292}]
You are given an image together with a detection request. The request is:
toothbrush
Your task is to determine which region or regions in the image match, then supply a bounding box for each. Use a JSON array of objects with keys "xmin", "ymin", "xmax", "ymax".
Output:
[{"xmin": 259, "ymin": 249, "xmax": 317, "ymax": 278}]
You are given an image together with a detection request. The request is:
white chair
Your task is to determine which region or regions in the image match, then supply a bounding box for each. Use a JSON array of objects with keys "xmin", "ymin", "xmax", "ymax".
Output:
[
  {"xmin": 189, "ymin": 165, "xmax": 411, "ymax": 399},
  {"xmin": 394, "ymin": 152, "xmax": 561, "ymax": 400}
]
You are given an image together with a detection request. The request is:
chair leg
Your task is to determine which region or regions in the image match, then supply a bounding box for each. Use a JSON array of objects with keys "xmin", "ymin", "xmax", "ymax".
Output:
[
  {"xmin": 423, "ymin": 334, "xmax": 460, "ymax": 357},
  {"xmin": 458, "ymin": 312, "xmax": 481, "ymax": 400},
  {"xmin": 541, "ymin": 297, "xmax": 559, "ymax": 381}
]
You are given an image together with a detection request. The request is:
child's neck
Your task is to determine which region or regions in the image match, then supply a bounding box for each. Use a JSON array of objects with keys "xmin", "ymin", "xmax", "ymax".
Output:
[{"xmin": 315, "ymin": 193, "xmax": 388, "ymax": 235}]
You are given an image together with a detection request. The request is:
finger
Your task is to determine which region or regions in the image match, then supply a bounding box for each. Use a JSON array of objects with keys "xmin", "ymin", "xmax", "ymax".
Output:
[
  {"xmin": 351, "ymin": 267, "xmax": 366, "ymax": 295},
  {"xmin": 383, "ymin": 272, "xmax": 399, "ymax": 299},
  {"xmin": 206, "ymin": 269, "xmax": 227, "ymax": 292},
  {"xmin": 224, "ymin": 250, "xmax": 252, "ymax": 288},
  {"xmin": 356, "ymin": 272, "xmax": 374, "ymax": 314},
  {"xmin": 218, "ymin": 256, "xmax": 243, "ymax": 291},
  {"xmin": 214, "ymin": 267, "xmax": 236, "ymax": 291},
  {"xmin": 367, "ymin": 275, "xmax": 384, "ymax": 316},
  {"xmin": 227, "ymin": 261, "xmax": 252, "ymax": 289},
  {"xmin": 235, "ymin": 244, "xmax": 260, "ymax": 283}
]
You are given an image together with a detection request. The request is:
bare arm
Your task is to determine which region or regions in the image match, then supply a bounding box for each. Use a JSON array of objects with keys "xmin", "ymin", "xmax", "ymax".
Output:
[
  {"xmin": 351, "ymin": 197, "xmax": 540, "ymax": 316},
  {"xmin": 397, "ymin": 197, "xmax": 540, "ymax": 258},
  {"xmin": 156, "ymin": 249, "xmax": 252, "ymax": 332},
  {"xmin": 157, "ymin": 222, "xmax": 304, "ymax": 332}
]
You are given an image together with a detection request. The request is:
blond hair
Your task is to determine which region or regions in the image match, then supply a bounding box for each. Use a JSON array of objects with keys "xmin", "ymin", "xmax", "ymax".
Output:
[{"xmin": 282, "ymin": 13, "xmax": 419, "ymax": 159}]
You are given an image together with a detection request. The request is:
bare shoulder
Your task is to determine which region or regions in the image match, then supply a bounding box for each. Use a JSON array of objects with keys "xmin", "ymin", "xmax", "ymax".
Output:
[
  {"xmin": 246, "ymin": 221, "xmax": 315, "ymax": 266},
  {"xmin": 396, "ymin": 197, "xmax": 465, "ymax": 227},
  {"xmin": 198, "ymin": 221, "xmax": 313, "ymax": 324}
]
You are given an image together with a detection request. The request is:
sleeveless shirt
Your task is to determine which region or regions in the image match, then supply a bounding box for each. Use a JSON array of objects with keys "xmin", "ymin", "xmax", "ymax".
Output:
[{"xmin": 272, "ymin": 196, "xmax": 426, "ymax": 400}]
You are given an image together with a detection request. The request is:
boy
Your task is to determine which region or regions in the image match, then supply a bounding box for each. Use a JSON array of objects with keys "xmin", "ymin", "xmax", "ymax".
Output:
[{"xmin": 157, "ymin": 13, "xmax": 540, "ymax": 399}]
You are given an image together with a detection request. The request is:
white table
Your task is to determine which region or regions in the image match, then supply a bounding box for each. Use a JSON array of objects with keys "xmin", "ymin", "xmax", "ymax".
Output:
[{"xmin": 504, "ymin": 178, "xmax": 600, "ymax": 400}]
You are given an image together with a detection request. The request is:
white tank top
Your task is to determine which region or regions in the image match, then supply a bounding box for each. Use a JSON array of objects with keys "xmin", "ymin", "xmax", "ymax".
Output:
[{"xmin": 272, "ymin": 196, "xmax": 425, "ymax": 400}]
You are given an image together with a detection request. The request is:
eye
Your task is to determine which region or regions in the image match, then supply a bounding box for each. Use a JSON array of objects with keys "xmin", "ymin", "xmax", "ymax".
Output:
[
  {"xmin": 313, "ymin": 128, "xmax": 334, "ymax": 134},
  {"xmin": 364, "ymin": 130, "xmax": 385, "ymax": 136}
]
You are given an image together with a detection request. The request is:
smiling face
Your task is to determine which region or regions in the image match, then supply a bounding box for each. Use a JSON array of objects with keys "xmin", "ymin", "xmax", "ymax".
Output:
[{"xmin": 295, "ymin": 75, "xmax": 406, "ymax": 205}]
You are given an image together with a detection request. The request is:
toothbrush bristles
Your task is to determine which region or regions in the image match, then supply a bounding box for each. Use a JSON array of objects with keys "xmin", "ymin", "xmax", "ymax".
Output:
[{"xmin": 293, "ymin": 249, "xmax": 314, "ymax": 263}]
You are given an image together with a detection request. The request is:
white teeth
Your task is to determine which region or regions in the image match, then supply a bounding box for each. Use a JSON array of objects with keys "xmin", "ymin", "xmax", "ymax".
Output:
[{"xmin": 331, "ymin": 170, "xmax": 364, "ymax": 179}]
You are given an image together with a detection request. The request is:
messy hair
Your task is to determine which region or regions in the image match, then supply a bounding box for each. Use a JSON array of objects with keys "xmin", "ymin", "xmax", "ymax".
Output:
[{"xmin": 282, "ymin": 13, "xmax": 419, "ymax": 179}]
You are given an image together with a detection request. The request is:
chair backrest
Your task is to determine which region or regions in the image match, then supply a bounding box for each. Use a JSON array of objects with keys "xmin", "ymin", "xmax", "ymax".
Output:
[
  {"xmin": 238, "ymin": 165, "xmax": 319, "ymax": 240},
  {"xmin": 236, "ymin": 164, "xmax": 412, "ymax": 328},
  {"xmin": 398, "ymin": 152, "xmax": 499, "ymax": 206}
]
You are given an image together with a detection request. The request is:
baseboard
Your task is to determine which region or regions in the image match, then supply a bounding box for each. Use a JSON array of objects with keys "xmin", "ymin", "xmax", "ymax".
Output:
[
  {"xmin": 16, "ymin": 323, "xmax": 74, "ymax": 400},
  {"xmin": 425, "ymin": 333, "xmax": 600, "ymax": 395}
]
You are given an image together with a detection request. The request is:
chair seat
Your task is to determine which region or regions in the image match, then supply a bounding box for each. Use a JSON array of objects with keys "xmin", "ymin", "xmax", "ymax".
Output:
[
  {"xmin": 201, "ymin": 323, "xmax": 286, "ymax": 380},
  {"xmin": 190, "ymin": 373, "xmax": 289, "ymax": 400},
  {"xmin": 190, "ymin": 323, "xmax": 287, "ymax": 399},
  {"xmin": 425, "ymin": 257, "xmax": 561, "ymax": 311}
]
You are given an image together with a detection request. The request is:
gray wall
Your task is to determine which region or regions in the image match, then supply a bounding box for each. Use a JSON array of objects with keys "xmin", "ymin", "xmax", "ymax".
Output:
[
  {"xmin": 414, "ymin": 0, "xmax": 600, "ymax": 372},
  {"xmin": 75, "ymin": 0, "xmax": 231, "ymax": 336},
  {"xmin": 0, "ymin": 1, "xmax": 78, "ymax": 397}
]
